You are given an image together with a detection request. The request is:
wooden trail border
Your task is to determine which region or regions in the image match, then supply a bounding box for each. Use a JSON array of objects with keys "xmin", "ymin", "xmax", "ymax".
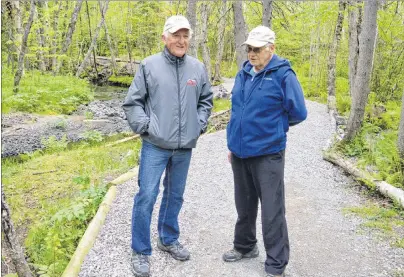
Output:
[{"xmin": 61, "ymin": 167, "xmax": 138, "ymax": 277}]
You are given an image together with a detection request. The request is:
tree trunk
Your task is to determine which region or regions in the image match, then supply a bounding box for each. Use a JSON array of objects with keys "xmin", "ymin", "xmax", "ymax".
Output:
[
  {"xmin": 200, "ymin": 3, "xmax": 211, "ymax": 80},
  {"xmin": 327, "ymin": 0, "xmax": 346, "ymax": 112},
  {"xmin": 124, "ymin": 2, "xmax": 133, "ymax": 73},
  {"xmin": 186, "ymin": 0, "xmax": 198, "ymax": 58},
  {"xmin": 56, "ymin": 0, "xmax": 83, "ymax": 73},
  {"xmin": 50, "ymin": 0, "xmax": 63, "ymax": 72},
  {"xmin": 99, "ymin": 1, "xmax": 117, "ymax": 74},
  {"xmin": 2, "ymin": 192, "xmax": 34, "ymax": 277},
  {"xmin": 76, "ymin": 0, "xmax": 110, "ymax": 78},
  {"xmin": 13, "ymin": 0, "xmax": 23, "ymax": 50},
  {"xmin": 262, "ymin": 0, "xmax": 273, "ymax": 28},
  {"xmin": 35, "ymin": 0, "xmax": 47, "ymax": 72},
  {"xmin": 3, "ymin": 1, "xmax": 17, "ymax": 69},
  {"xmin": 344, "ymin": 0, "xmax": 379, "ymax": 141},
  {"xmin": 232, "ymin": 1, "xmax": 247, "ymax": 70},
  {"xmin": 84, "ymin": 0, "xmax": 98, "ymax": 75},
  {"xmin": 213, "ymin": 0, "xmax": 227, "ymax": 83},
  {"xmin": 348, "ymin": 0, "xmax": 362, "ymax": 96},
  {"xmin": 398, "ymin": 89, "xmax": 404, "ymax": 169},
  {"xmin": 13, "ymin": 0, "xmax": 36, "ymax": 93}
]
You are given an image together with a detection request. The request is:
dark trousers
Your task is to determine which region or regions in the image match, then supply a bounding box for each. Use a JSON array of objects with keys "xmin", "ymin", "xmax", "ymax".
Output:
[{"xmin": 231, "ymin": 151, "xmax": 289, "ymax": 275}]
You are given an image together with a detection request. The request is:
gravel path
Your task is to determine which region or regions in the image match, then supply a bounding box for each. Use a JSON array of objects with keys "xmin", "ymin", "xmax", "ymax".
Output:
[{"xmin": 79, "ymin": 100, "xmax": 404, "ymax": 277}]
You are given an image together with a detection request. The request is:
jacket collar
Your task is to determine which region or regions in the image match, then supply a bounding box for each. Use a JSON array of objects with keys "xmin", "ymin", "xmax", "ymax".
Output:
[{"xmin": 162, "ymin": 46, "xmax": 186, "ymax": 66}]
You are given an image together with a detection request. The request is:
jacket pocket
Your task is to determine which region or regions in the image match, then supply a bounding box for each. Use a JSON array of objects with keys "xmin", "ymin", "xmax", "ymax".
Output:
[
  {"xmin": 276, "ymin": 118, "xmax": 285, "ymax": 142},
  {"xmin": 148, "ymin": 111, "xmax": 159, "ymax": 138}
]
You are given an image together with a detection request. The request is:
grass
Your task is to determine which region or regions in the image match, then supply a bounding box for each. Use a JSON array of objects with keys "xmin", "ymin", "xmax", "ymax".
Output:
[
  {"xmin": 392, "ymin": 270, "xmax": 404, "ymax": 277},
  {"xmin": 343, "ymin": 203, "xmax": 404, "ymax": 248},
  {"xmin": 2, "ymin": 135, "xmax": 141, "ymax": 228},
  {"xmin": 1, "ymin": 67, "xmax": 93, "ymax": 114},
  {"xmin": 1, "ymin": 134, "xmax": 142, "ymax": 276},
  {"xmin": 108, "ymin": 74, "xmax": 133, "ymax": 86},
  {"xmin": 213, "ymin": 98, "xmax": 230, "ymax": 112}
]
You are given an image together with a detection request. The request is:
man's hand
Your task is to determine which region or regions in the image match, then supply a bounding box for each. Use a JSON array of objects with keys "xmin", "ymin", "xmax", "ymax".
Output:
[{"xmin": 228, "ymin": 152, "xmax": 232, "ymax": 163}]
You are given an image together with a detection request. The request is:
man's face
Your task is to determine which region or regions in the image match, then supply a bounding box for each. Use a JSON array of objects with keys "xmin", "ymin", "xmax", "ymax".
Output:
[
  {"xmin": 162, "ymin": 29, "xmax": 190, "ymax": 57},
  {"xmin": 247, "ymin": 44, "xmax": 275, "ymax": 71}
]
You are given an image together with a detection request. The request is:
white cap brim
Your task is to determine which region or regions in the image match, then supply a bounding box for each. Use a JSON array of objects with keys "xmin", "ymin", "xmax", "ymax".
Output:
[
  {"xmin": 166, "ymin": 25, "xmax": 190, "ymax": 33},
  {"xmin": 242, "ymin": 39, "xmax": 269, "ymax": 48}
]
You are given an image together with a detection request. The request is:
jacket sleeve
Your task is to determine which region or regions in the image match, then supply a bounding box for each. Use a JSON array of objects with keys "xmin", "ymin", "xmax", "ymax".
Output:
[
  {"xmin": 282, "ymin": 70, "xmax": 307, "ymax": 126},
  {"xmin": 122, "ymin": 63, "xmax": 150, "ymax": 134},
  {"xmin": 197, "ymin": 67, "xmax": 213, "ymax": 133}
]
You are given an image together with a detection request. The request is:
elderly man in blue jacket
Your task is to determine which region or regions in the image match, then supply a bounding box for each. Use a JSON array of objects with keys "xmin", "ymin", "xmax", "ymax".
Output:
[{"xmin": 223, "ymin": 26, "xmax": 307, "ymax": 277}]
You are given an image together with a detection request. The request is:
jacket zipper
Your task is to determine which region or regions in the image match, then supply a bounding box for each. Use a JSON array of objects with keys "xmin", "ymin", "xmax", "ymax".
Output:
[
  {"xmin": 239, "ymin": 73, "xmax": 245, "ymax": 156},
  {"xmin": 239, "ymin": 71, "xmax": 261, "ymax": 157},
  {"xmin": 176, "ymin": 59, "xmax": 181, "ymax": 149}
]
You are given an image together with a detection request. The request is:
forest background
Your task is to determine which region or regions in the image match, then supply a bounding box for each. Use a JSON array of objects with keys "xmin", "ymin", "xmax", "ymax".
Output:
[{"xmin": 1, "ymin": 1, "xmax": 404, "ymax": 277}]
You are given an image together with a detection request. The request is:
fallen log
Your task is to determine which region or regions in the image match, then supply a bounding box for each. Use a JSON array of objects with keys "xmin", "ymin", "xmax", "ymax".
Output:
[{"xmin": 323, "ymin": 151, "xmax": 404, "ymax": 208}]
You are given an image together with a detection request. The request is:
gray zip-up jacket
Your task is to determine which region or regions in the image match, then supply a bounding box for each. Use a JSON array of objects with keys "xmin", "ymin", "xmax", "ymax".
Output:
[{"xmin": 123, "ymin": 47, "xmax": 213, "ymax": 149}]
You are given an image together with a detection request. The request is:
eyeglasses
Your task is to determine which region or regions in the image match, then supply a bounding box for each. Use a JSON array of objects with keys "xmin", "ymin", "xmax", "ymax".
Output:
[
  {"xmin": 245, "ymin": 44, "xmax": 271, "ymax": 54},
  {"xmin": 246, "ymin": 46, "xmax": 265, "ymax": 54}
]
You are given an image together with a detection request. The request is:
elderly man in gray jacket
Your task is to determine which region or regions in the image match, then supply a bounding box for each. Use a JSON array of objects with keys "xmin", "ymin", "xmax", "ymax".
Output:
[{"xmin": 123, "ymin": 15, "xmax": 213, "ymax": 277}]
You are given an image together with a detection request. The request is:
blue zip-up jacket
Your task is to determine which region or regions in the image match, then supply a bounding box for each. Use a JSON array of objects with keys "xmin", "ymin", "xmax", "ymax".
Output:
[{"xmin": 227, "ymin": 54, "xmax": 307, "ymax": 158}]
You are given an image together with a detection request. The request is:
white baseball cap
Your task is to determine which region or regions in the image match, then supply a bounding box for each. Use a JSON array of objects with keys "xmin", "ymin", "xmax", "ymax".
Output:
[
  {"xmin": 163, "ymin": 15, "xmax": 191, "ymax": 34},
  {"xmin": 243, "ymin": 26, "xmax": 276, "ymax": 47}
]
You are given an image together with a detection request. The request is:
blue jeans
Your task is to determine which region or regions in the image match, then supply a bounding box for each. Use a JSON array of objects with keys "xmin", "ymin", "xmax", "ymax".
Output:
[{"xmin": 131, "ymin": 140, "xmax": 192, "ymax": 255}]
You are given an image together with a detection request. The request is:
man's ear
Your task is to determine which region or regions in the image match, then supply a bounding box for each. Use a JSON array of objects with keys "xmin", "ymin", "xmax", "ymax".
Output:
[{"xmin": 162, "ymin": 34, "xmax": 166, "ymax": 44}]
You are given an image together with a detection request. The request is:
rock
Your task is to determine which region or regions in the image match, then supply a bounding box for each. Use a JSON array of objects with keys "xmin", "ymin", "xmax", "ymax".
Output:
[
  {"xmin": 118, "ymin": 62, "xmax": 139, "ymax": 76},
  {"xmin": 212, "ymin": 84, "xmax": 230, "ymax": 99},
  {"xmin": 336, "ymin": 116, "xmax": 347, "ymax": 126}
]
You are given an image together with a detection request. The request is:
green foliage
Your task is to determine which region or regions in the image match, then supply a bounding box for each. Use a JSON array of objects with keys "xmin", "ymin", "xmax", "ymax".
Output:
[
  {"xmin": 336, "ymin": 93, "xmax": 351, "ymax": 116},
  {"xmin": 1, "ymin": 136, "xmax": 141, "ymax": 228},
  {"xmin": 338, "ymin": 120, "xmax": 403, "ymax": 188},
  {"xmin": 85, "ymin": 111, "xmax": 94, "ymax": 120},
  {"xmin": 41, "ymin": 135, "xmax": 68, "ymax": 153},
  {"xmin": 26, "ymin": 185, "xmax": 108, "ymax": 276},
  {"xmin": 335, "ymin": 77, "xmax": 351, "ymax": 115},
  {"xmin": 393, "ymin": 238, "xmax": 404, "ymax": 248},
  {"xmin": 108, "ymin": 75, "xmax": 133, "ymax": 87},
  {"xmin": 220, "ymin": 60, "xmax": 239, "ymax": 78},
  {"xmin": 2, "ymin": 135, "xmax": 142, "ymax": 276},
  {"xmin": 371, "ymin": 5, "xmax": 404, "ymax": 103},
  {"xmin": 30, "ymin": 262, "xmax": 62, "ymax": 277},
  {"xmin": 82, "ymin": 130, "xmax": 104, "ymax": 145},
  {"xmin": 365, "ymin": 97, "xmax": 400, "ymax": 131},
  {"xmin": 1, "ymin": 67, "xmax": 93, "ymax": 114},
  {"xmin": 50, "ymin": 119, "xmax": 68, "ymax": 130}
]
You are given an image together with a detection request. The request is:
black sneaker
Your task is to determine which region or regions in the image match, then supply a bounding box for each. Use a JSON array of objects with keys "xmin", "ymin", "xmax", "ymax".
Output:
[
  {"xmin": 222, "ymin": 245, "xmax": 259, "ymax": 262},
  {"xmin": 131, "ymin": 252, "xmax": 150, "ymax": 277},
  {"xmin": 266, "ymin": 272, "xmax": 285, "ymax": 277},
  {"xmin": 157, "ymin": 239, "xmax": 190, "ymax": 261}
]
